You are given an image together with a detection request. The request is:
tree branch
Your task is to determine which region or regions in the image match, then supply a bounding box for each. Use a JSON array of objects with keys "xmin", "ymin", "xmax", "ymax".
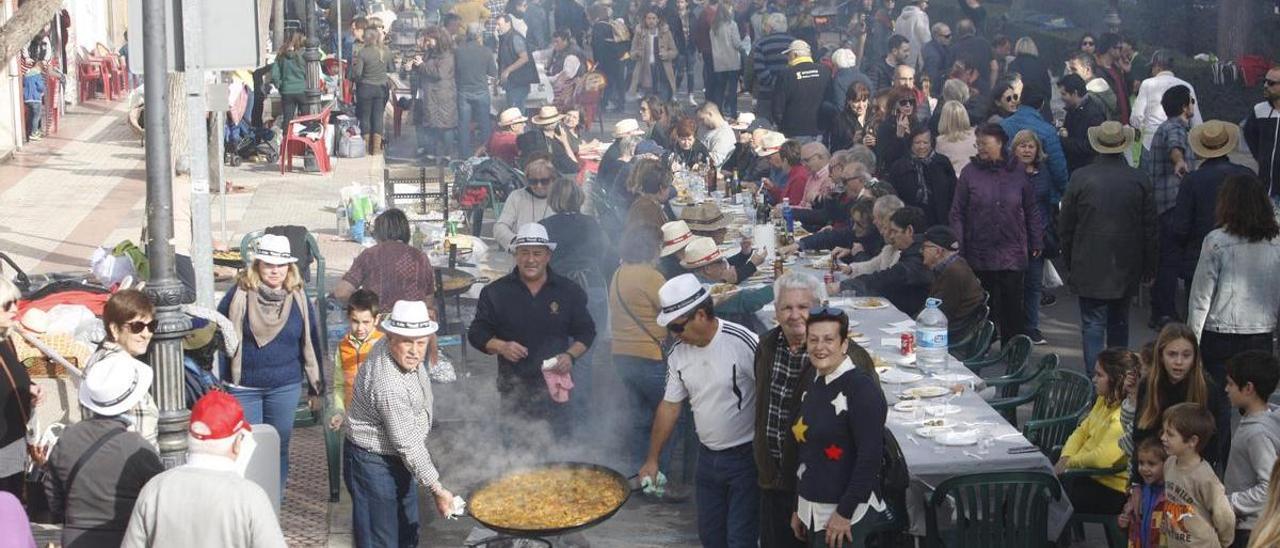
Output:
[{"xmin": 0, "ymin": 0, "xmax": 64, "ymax": 63}]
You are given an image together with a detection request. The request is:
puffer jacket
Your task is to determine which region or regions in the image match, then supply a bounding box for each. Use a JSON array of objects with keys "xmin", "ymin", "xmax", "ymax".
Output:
[
  {"xmin": 1186, "ymin": 229, "xmax": 1280, "ymax": 338},
  {"xmin": 950, "ymin": 156, "xmax": 1044, "ymax": 271}
]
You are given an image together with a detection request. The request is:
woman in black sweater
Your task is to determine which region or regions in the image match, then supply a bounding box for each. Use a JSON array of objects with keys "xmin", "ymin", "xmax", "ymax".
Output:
[
  {"xmin": 0, "ymin": 277, "xmax": 40, "ymax": 500},
  {"xmin": 886, "ymin": 126, "xmax": 957, "ymax": 226},
  {"xmin": 790, "ymin": 306, "xmax": 888, "ymax": 546}
]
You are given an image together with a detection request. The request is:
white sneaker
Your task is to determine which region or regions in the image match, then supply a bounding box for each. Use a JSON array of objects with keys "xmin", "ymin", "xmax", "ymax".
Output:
[{"xmin": 687, "ymin": 93, "xmax": 697, "ymax": 105}]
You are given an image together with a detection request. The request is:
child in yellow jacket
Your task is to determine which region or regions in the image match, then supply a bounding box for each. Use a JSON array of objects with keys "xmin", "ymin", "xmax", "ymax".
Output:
[{"xmin": 1055, "ymin": 349, "xmax": 1133, "ymax": 511}]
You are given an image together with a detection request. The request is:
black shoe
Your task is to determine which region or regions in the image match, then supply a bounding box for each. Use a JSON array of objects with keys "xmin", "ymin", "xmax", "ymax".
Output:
[
  {"xmin": 1040, "ymin": 293, "xmax": 1057, "ymax": 307},
  {"xmin": 1029, "ymin": 330, "xmax": 1047, "ymax": 345}
]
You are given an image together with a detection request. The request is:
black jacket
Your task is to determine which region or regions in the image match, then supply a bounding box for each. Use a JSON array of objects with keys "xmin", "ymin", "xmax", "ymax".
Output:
[
  {"xmin": 841, "ymin": 238, "xmax": 933, "ymax": 316},
  {"xmin": 1242, "ymin": 100, "xmax": 1280, "ymax": 197},
  {"xmin": 1007, "ymin": 54, "xmax": 1052, "ymax": 110},
  {"xmin": 1168, "ymin": 157, "xmax": 1256, "ymax": 270},
  {"xmin": 828, "ymin": 108, "xmax": 868, "ymax": 153},
  {"xmin": 886, "ymin": 154, "xmax": 957, "ymax": 226},
  {"xmin": 875, "ymin": 116, "xmax": 919, "ymax": 173},
  {"xmin": 864, "ymin": 59, "xmax": 896, "ymax": 93},
  {"xmin": 517, "ymin": 130, "xmax": 580, "ymax": 174},
  {"xmin": 1059, "ymin": 155, "xmax": 1157, "ymax": 299},
  {"xmin": 772, "ymin": 60, "xmax": 831, "ymax": 137},
  {"xmin": 1062, "ymin": 94, "xmax": 1107, "ymax": 173}
]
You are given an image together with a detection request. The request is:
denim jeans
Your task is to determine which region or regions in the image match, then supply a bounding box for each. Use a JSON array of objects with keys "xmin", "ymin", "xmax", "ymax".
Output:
[
  {"xmin": 695, "ymin": 443, "xmax": 761, "ymax": 548},
  {"xmin": 504, "ymin": 83, "xmax": 530, "ymax": 112},
  {"xmin": 1024, "ymin": 255, "xmax": 1045, "ymax": 334},
  {"xmin": 706, "ymin": 70, "xmax": 741, "ymax": 119},
  {"xmin": 457, "ymin": 89, "xmax": 493, "ymax": 157},
  {"xmin": 1199, "ymin": 330, "xmax": 1272, "ymax": 468},
  {"xmin": 25, "ymin": 101, "xmax": 41, "ymax": 137},
  {"xmin": 674, "ymin": 52, "xmax": 696, "ymax": 94},
  {"xmin": 1078, "ymin": 296, "xmax": 1130, "ymax": 376},
  {"xmin": 344, "ymin": 441, "xmax": 419, "ymax": 548},
  {"xmin": 615, "ymin": 354, "xmax": 686, "ymax": 471},
  {"xmin": 355, "ymin": 84, "xmax": 389, "ymax": 136},
  {"xmin": 229, "ymin": 382, "xmax": 303, "ymax": 492},
  {"xmin": 1152, "ymin": 210, "xmax": 1183, "ymax": 321}
]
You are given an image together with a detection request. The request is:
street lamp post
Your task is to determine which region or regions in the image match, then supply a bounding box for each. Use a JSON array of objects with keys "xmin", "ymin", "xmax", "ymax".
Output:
[
  {"xmin": 302, "ymin": 0, "xmax": 323, "ymax": 171},
  {"xmin": 141, "ymin": 0, "xmax": 192, "ymax": 468}
]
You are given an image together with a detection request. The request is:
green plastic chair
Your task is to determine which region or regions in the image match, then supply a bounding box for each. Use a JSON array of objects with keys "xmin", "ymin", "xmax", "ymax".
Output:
[
  {"xmin": 1061, "ymin": 464, "xmax": 1129, "ymax": 548},
  {"xmin": 992, "ymin": 369, "xmax": 1093, "ymax": 432},
  {"xmin": 949, "ymin": 317, "xmax": 994, "ymax": 363},
  {"xmin": 963, "ymin": 334, "xmax": 1032, "ymax": 377},
  {"xmin": 986, "ymin": 353, "xmax": 1059, "ymax": 400},
  {"xmin": 924, "ymin": 471, "xmax": 1062, "ymax": 548}
]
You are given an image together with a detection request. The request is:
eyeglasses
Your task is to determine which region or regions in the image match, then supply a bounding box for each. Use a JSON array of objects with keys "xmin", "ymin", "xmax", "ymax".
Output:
[
  {"xmin": 125, "ymin": 319, "xmax": 159, "ymax": 334},
  {"xmin": 1002, "ymin": 93, "xmax": 1020, "ymax": 102},
  {"xmin": 808, "ymin": 304, "xmax": 848, "ymax": 321},
  {"xmin": 527, "ymin": 177, "xmax": 554, "ymax": 187}
]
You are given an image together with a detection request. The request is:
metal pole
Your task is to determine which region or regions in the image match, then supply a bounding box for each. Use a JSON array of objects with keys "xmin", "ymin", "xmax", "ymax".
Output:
[
  {"xmin": 185, "ymin": 0, "xmax": 215, "ymax": 309},
  {"xmin": 142, "ymin": 0, "xmax": 192, "ymax": 468},
  {"xmin": 302, "ymin": 0, "xmax": 323, "ymax": 171},
  {"xmin": 273, "ymin": 0, "xmax": 286, "ymax": 51}
]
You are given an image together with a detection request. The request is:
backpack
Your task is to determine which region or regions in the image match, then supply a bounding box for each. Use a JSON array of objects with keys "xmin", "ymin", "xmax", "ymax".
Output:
[
  {"xmin": 610, "ymin": 18, "xmax": 631, "ymax": 42},
  {"xmin": 581, "ymin": 61, "xmax": 608, "ymax": 92}
]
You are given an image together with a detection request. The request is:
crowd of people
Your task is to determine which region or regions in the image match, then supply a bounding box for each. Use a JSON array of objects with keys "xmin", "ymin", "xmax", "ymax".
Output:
[{"xmin": 7, "ymin": 0, "xmax": 1280, "ymax": 547}]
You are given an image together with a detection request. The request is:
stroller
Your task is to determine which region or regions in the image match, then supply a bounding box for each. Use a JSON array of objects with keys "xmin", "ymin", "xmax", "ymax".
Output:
[{"xmin": 225, "ymin": 89, "xmax": 278, "ymax": 166}]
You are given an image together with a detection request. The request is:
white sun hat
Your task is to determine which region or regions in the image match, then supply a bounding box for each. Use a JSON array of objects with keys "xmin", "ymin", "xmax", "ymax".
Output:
[
  {"xmin": 510, "ymin": 223, "xmax": 558, "ymax": 251},
  {"xmin": 79, "ymin": 353, "xmax": 154, "ymax": 417},
  {"xmin": 251, "ymin": 233, "xmax": 297, "ymax": 265},
  {"xmin": 380, "ymin": 300, "xmax": 439, "ymax": 338},
  {"xmin": 656, "ymin": 273, "xmax": 711, "ymax": 327}
]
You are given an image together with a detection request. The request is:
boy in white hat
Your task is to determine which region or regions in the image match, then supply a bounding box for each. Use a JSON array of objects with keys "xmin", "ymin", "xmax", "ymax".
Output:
[
  {"xmin": 638, "ymin": 273, "xmax": 761, "ymax": 546},
  {"xmin": 44, "ymin": 354, "xmax": 163, "ymax": 548}
]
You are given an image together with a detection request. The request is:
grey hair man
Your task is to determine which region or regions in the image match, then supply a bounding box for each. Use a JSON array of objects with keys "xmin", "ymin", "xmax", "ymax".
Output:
[
  {"xmin": 751, "ymin": 12, "xmax": 795, "ymax": 123},
  {"xmin": 922, "ymin": 22, "xmax": 952, "ymax": 93},
  {"xmin": 455, "ymin": 21, "xmax": 499, "ymax": 156}
]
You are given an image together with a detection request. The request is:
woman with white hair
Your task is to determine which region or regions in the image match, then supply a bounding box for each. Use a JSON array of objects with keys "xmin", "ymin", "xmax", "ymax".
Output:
[
  {"xmin": 1008, "ymin": 36, "xmax": 1053, "ymax": 119},
  {"xmin": 0, "ymin": 276, "xmax": 43, "ymax": 500}
]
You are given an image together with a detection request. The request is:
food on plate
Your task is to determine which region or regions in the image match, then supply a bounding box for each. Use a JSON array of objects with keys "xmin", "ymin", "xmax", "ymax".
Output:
[
  {"xmin": 848, "ymin": 331, "xmax": 865, "ymax": 339},
  {"xmin": 855, "ymin": 298, "xmax": 885, "ymax": 308},
  {"xmin": 923, "ymin": 418, "xmax": 947, "ymax": 427},
  {"xmin": 709, "ymin": 284, "xmax": 737, "ymax": 296},
  {"xmin": 212, "ymin": 250, "xmax": 242, "ymax": 261},
  {"xmin": 470, "ymin": 468, "xmax": 628, "ymax": 530},
  {"xmin": 902, "ymin": 385, "xmax": 949, "ymax": 399}
]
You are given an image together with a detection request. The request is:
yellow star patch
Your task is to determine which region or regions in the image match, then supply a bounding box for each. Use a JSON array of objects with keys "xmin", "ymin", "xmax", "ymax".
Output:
[{"xmin": 792, "ymin": 417, "xmax": 808, "ymax": 443}]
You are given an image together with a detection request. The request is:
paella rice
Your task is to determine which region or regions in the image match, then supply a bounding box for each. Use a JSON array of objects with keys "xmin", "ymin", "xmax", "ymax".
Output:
[{"xmin": 470, "ymin": 468, "xmax": 628, "ymax": 530}]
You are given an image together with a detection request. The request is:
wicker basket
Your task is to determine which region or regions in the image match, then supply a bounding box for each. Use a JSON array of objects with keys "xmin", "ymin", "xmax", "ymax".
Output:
[{"xmin": 24, "ymin": 356, "xmax": 76, "ymax": 379}]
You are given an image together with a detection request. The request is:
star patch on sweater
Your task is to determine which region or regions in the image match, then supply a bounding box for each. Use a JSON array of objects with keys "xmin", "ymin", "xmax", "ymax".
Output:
[
  {"xmin": 824, "ymin": 444, "xmax": 844, "ymax": 461},
  {"xmin": 831, "ymin": 392, "xmax": 848, "ymax": 415},
  {"xmin": 793, "ymin": 417, "xmax": 809, "ymax": 443}
]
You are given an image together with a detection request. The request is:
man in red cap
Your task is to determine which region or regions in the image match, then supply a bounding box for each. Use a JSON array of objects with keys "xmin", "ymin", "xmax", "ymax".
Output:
[{"xmin": 122, "ymin": 391, "xmax": 285, "ymax": 548}]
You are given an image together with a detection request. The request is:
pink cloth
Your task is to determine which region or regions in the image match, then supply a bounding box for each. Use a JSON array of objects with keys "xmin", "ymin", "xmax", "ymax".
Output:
[{"xmin": 543, "ymin": 369, "xmax": 575, "ymax": 403}]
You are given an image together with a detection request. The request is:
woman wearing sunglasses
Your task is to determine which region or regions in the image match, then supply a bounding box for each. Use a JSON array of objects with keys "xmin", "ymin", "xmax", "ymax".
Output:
[
  {"xmin": 873, "ymin": 87, "xmax": 922, "ymax": 173},
  {"xmin": 0, "ymin": 276, "xmax": 44, "ymax": 500},
  {"xmin": 82, "ymin": 288, "xmax": 160, "ymax": 445},
  {"xmin": 985, "ymin": 77, "xmax": 1021, "ymax": 125},
  {"xmin": 790, "ymin": 306, "xmax": 889, "ymax": 547}
]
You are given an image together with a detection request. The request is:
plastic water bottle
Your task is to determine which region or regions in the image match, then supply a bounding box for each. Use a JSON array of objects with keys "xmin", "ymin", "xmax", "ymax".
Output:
[
  {"xmin": 336, "ymin": 204, "xmax": 349, "ymax": 238},
  {"xmin": 782, "ymin": 197, "xmax": 794, "ymax": 236},
  {"xmin": 916, "ymin": 298, "xmax": 949, "ymax": 372}
]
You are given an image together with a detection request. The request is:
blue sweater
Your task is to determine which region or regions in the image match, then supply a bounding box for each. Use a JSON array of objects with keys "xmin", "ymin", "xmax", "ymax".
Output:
[
  {"xmin": 795, "ymin": 365, "xmax": 886, "ymax": 517},
  {"xmin": 217, "ymin": 287, "xmax": 323, "ymax": 389},
  {"xmin": 23, "ymin": 72, "xmax": 45, "ymax": 103}
]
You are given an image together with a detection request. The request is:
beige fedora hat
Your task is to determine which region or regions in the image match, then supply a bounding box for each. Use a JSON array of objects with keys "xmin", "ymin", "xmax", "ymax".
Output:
[
  {"xmin": 1188, "ymin": 120, "xmax": 1240, "ymax": 159},
  {"xmin": 1087, "ymin": 121, "xmax": 1135, "ymax": 155}
]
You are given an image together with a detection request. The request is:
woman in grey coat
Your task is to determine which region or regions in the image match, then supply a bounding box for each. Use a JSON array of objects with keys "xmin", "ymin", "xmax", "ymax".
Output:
[{"xmin": 410, "ymin": 26, "xmax": 459, "ymax": 158}]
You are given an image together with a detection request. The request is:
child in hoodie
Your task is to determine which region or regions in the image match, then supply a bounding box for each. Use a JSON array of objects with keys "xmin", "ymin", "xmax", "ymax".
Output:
[
  {"xmin": 23, "ymin": 61, "xmax": 46, "ymax": 141},
  {"xmin": 1223, "ymin": 350, "xmax": 1280, "ymax": 548},
  {"xmin": 1121, "ymin": 436, "xmax": 1169, "ymax": 548}
]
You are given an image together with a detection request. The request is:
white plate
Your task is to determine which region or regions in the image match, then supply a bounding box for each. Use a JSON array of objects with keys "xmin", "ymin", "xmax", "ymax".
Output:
[
  {"xmin": 851, "ymin": 336, "xmax": 871, "ymax": 346},
  {"xmin": 902, "ymin": 385, "xmax": 950, "ymax": 399},
  {"xmin": 851, "ymin": 298, "xmax": 890, "ymax": 310},
  {"xmin": 875, "ymin": 366, "xmax": 891, "ymax": 375},
  {"xmin": 880, "ymin": 369, "xmax": 924, "ymax": 384},
  {"xmin": 932, "ymin": 372, "xmax": 975, "ymax": 383},
  {"xmin": 925, "ymin": 404, "xmax": 962, "ymax": 416},
  {"xmin": 881, "ymin": 353, "xmax": 917, "ymax": 367},
  {"xmin": 893, "ymin": 400, "xmax": 927, "ymax": 412},
  {"xmin": 915, "ymin": 424, "xmax": 953, "ymax": 438},
  {"xmin": 935, "ymin": 429, "xmax": 980, "ymax": 446}
]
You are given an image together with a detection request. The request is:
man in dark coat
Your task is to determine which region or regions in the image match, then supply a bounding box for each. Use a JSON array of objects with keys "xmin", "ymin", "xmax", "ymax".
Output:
[
  {"xmin": 1242, "ymin": 65, "xmax": 1280, "ymax": 201},
  {"xmin": 771, "ymin": 39, "xmax": 831, "ymax": 141},
  {"xmin": 837, "ymin": 206, "xmax": 934, "ymax": 316},
  {"xmin": 1169, "ymin": 121, "xmax": 1256, "ymax": 286},
  {"xmin": 948, "ymin": 18, "xmax": 993, "ymax": 94},
  {"xmin": 1059, "ymin": 121, "xmax": 1156, "ymax": 375},
  {"xmin": 1058, "ymin": 73, "xmax": 1107, "ymax": 174}
]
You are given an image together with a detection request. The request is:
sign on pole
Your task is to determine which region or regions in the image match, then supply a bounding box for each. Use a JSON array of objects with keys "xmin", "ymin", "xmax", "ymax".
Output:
[{"xmin": 127, "ymin": 0, "xmax": 262, "ymax": 73}]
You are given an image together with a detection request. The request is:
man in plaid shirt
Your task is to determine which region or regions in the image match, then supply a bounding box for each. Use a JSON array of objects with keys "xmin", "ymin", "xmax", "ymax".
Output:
[{"xmin": 1147, "ymin": 84, "xmax": 1196, "ymax": 328}]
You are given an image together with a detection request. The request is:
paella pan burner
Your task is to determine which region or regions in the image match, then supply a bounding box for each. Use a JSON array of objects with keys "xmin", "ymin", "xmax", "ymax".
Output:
[{"xmin": 464, "ymin": 462, "xmax": 638, "ymax": 547}]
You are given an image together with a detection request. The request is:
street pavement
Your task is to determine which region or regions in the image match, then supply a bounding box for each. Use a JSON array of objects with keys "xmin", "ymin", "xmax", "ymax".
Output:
[{"xmin": 10, "ymin": 93, "xmax": 1179, "ymax": 547}]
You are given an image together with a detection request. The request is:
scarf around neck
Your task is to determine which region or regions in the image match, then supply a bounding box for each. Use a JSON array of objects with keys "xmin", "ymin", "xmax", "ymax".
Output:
[{"xmin": 227, "ymin": 285, "xmax": 322, "ymax": 391}]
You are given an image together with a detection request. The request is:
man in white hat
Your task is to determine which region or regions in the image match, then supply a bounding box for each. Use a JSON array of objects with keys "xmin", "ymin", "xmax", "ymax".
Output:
[
  {"xmin": 1060, "ymin": 120, "xmax": 1156, "ymax": 375},
  {"xmin": 486, "ymin": 107, "xmax": 528, "ymax": 165},
  {"xmin": 43, "ymin": 354, "xmax": 163, "ymax": 548},
  {"xmin": 638, "ymin": 273, "xmax": 760, "ymax": 546},
  {"xmin": 599, "ymin": 118, "xmax": 648, "ymax": 181},
  {"xmin": 339, "ymin": 300, "xmax": 459, "ymax": 547},
  {"xmin": 123, "ymin": 391, "xmax": 286, "ymax": 548},
  {"xmin": 696, "ymin": 101, "xmax": 736, "ymax": 168},
  {"xmin": 771, "ymin": 39, "xmax": 829, "ymax": 142},
  {"xmin": 682, "ymin": 236, "xmax": 774, "ymax": 320},
  {"xmin": 681, "ymin": 235, "xmax": 738, "ymax": 284},
  {"xmin": 517, "ymin": 105, "xmax": 580, "ymax": 174},
  {"xmin": 658, "ymin": 220, "xmax": 696, "ymax": 278},
  {"xmin": 469, "ymin": 223, "xmax": 596, "ymax": 441},
  {"xmin": 494, "ymin": 158, "xmax": 556, "ymax": 250}
]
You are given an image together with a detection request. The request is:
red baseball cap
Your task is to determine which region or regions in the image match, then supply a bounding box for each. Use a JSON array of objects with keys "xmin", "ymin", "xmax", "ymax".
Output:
[{"xmin": 189, "ymin": 391, "xmax": 252, "ymax": 440}]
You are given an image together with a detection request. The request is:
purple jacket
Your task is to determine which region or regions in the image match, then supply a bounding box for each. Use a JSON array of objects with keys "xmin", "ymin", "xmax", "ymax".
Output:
[{"xmin": 949, "ymin": 156, "xmax": 1045, "ymax": 271}]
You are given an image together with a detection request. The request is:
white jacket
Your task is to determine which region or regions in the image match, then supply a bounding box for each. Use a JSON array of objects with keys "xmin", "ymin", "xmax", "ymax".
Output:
[
  {"xmin": 1130, "ymin": 71, "xmax": 1203, "ymax": 150},
  {"xmin": 893, "ymin": 6, "xmax": 931, "ymax": 69}
]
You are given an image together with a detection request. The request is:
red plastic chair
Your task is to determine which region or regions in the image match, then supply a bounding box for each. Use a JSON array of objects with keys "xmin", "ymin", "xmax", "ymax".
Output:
[
  {"xmin": 279, "ymin": 106, "xmax": 333, "ymax": 174},
  {"xmin": 77, "ymin": 61, "xmax": 103, "ymax": 102}
]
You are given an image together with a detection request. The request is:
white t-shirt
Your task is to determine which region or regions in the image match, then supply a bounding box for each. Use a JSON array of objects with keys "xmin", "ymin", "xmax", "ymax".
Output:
[{"xmin": 663, "ymin": 319, "xmax": 759, "ymax": 450}]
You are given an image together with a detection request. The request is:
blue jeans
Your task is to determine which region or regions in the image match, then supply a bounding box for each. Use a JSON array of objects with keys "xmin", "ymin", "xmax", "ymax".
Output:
[
  {"xmin": 1024, "ymin": 255, "xmax": 1045, "ymax": 334},
  {"xmin": 695, "ymin": 443, "xmax": 761, "ymax": 548},
  {"xmin": 344, "ymin": 441, "xmax": 419, "ymax": 548},
  {"xmin": 457, "ymin": 89, "xmax": 492, "ymax": 157},
  {"xmin": 615, "ymin": 354, "xmax": 686, "ymax": 471},
  {"xmin": 229, "ymin": 382, "xmax": 303, "ymax": 492},
  {"xmin": 25, "ymin": 101, "xmax": 41, "ymax": 137},
  {"xmin": 504, "ymin": 83, "xmax": 530, "ymax": 112},
  {"xmin": 1078, "ymin": 296, "xmax": 1130, "ymax": 376}
]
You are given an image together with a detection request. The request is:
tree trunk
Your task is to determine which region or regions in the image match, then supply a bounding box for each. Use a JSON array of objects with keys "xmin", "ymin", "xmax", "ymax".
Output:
[
  {"xmin": 1218, "ymin": 0, "xmax": 1251, "ymax": 62},
  {"xmin": 0, "ymin": 0, "xmax": 63, "ymax": 62}
]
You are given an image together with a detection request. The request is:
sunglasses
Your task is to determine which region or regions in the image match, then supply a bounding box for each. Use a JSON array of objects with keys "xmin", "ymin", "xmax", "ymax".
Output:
[
  {"xmin": 528, "ymin": 177, "xmax": 554, "ymax": 186},
  {"xmin": 897, "ymin": 99, "xmax": 914, "ymax": 107},
  {"xmin": 125, "ymin": 319, "xmax": 159, "ymax": 334},
  {"xmin": 1003, "ymin": 93, "xmax": 1020, "ymax": 102},
  {"xmin": 939, "ymin": 33, "xmax": 951, "ymax": 39},
  {"xmin": 667, "ymin": 316, "xmax": 690, "ymax": 334},
  {"xmin": 808, "ymin": 304, "xmax": 848, "ymax": 321},
  {"xmin": 1081, "ymin": 41, "xmax": 1094, "ymax": 46},
  {"xmin": 1267, "ymin": 79, "xmax": 1280, "ymax": 87}
]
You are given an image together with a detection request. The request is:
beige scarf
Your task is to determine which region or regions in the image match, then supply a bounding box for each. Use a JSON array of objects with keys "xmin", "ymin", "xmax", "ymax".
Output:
[{"xmin": 228, "ymin": 286, "xmax": 322, "ymax": 393}]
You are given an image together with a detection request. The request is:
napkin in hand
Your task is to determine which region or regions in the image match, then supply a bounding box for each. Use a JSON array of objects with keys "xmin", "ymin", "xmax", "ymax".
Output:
[{"xmin": 542, "ymin": 357, "xmax": 574, "ymax": 403}]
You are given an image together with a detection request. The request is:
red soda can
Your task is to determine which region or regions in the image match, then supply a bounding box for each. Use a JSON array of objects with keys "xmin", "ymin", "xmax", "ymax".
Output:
[
  {"xmin": 823, "ymin": 272, "xmax": 835, "ymax": 285},
  {"xmin": 900, "ymin": 333, "xmax": 915, "ymax": 356}
]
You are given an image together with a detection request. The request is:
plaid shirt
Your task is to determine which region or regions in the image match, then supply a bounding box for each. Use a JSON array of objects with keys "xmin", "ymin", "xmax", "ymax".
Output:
[
  {"xmin": 344, "ymin": 341, "xmax": 442, "ymax": 491},
  {"xmin": 765, "ymin": 332, "xmax": 807, "ymax": 460},
  {"xmin": 1147, "ymin": 116, "xmax": 1194, "ymax": 215},
  {"xmin": 485, "ymin": 0, "xmax": 507, "ymax": 39}
]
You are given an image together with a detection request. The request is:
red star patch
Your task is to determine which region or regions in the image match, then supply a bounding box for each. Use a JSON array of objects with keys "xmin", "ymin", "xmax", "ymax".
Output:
[{"xmin": 824, "ymin": 444, "xmax": 844, "ymax": 461}]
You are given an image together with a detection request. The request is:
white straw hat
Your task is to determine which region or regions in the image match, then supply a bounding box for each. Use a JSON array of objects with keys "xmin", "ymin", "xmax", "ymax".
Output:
[
  {"xmin": 498, "ymin": 107, "xmax": 528, "ymax": 127},
  {"xmin": 679, "ymin": 236, "xmax": 739, "ymax": 269},
  {"xmin": 380, "ymin": 300, "xmax": 439, "ymax": 338},
  {"xmin": 79, "ymin": 353, "xmax": 154, "ymax": 417},
  {"xmin": 510, "ymin": 223, "xmax": 558, "ymax": 250},
  {"xmin": 251, "ymin": 234, "xmax": 297, "ymax": 265},
  {"xmin": 612, "ymin": 118, "xmax": 646, "ymax": 138},
  {"xmin": 656, "ymin": 274, "xmax": 712, "ymax": 326},
  {"xmin": 660, "ymin": 221, "xmax": 695, "ymax": 257}
]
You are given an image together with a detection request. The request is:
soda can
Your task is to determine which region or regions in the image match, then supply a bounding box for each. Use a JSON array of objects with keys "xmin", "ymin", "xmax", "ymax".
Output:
[
  {"xmin": 900, "ymin": 332, "xmax": 914, "ymax": 356},
  {"xmin": 823, "ymin": 272, "xmax": 835, "ymax": 285}
]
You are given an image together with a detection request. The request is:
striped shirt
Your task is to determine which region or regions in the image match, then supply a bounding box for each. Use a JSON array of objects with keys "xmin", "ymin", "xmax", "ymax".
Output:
[
  {"xmin": 751, "ymin": 32, "xmax": 795, "ymax": 98},
  {"xmin": 344, "ymin": 340, "xmax": 442, "ymax": 491},
  {"xmin": 664, "ymin": 319, "xmax": 759, "ymax": 450}
]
